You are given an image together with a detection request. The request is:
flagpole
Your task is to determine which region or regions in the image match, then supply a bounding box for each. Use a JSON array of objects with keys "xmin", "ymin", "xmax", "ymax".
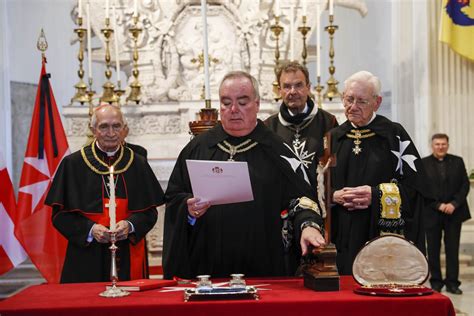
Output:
[{"xmin": 16, "ymin": 33, "xmax": 70, "ymax": 283}]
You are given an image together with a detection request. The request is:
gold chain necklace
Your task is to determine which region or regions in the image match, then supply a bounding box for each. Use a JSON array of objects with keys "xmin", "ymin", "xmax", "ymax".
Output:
[
  {"xmin": 346, "ymin": 129, "xmax": 376, "ymax": 155},
  {"xmin": 81, "ymin": 141, "xmax": 134, "ymax": 175},
  {"xmin": 217, "ymin": 139, "xmax": 259, "ymax": 161},
  {"xmin": 91, "ymin": 140, "xmax": 124, "ymax": 168}
]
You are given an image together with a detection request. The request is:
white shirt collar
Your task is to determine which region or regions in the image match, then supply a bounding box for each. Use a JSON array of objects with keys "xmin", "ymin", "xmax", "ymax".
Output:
[
  {"xmin": 96, "ymin": 142, "xmax": 119, "ymax": 157},
  {"xmin": 351, "ymin": 113, "xmax": 377, "ymax": 128}
]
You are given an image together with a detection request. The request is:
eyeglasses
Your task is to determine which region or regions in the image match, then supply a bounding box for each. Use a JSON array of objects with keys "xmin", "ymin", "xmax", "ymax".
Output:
[
  {"xmin": 342, "ymin": 96, "xmax": 373, "ymax": 107},
  {"xmin": 97, "ymin": 123, "xmax": 124, "ymax": 133},
  {"xmin": 280, "ymin": 82, "xmax": 307, "ymax": 92}
]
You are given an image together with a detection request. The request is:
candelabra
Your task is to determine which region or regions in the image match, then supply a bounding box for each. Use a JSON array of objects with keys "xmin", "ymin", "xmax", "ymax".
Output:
[
  {"xmin": 323, "ymin": 15, "xmax": 341, "ymax": 101},
  {"xmin": 315, "ymin": 76, "xmax": 324, "ymax": 109},
  {"xmin": 84, "ymin": 78, "xmax": 96, "ymax": 146},
  {"xmin": 115, "ymin": 81, "xmax": 125, "ymax": 106},
  {"xmin": 126, "ymin": 15, "xmax": 142, "ymax": 104},
  {"xmin": 270, "ymin": 15, "xmax": 284, "ymax": 101},
  {"xmin": 71, "ymin": 17, "xmax": 90, "ymax": 105},
  {"xmin": 99, "ymin": 232, "xmax": 130, "ymax": 297},
  {"xmin": 297, "ymin": 16, "xmax": 311, "ymax": 66},
  {"xmin": 100, "ymin": 18, "xmax": 119, "ymax": 104}
]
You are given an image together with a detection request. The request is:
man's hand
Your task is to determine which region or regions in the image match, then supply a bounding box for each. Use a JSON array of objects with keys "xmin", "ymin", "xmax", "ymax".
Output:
[
  {"xmin": 300, "ymin": 226, "xmax": 326, "ymax": 256},
  {"xmin": 187, "ymin": 197, "xmax": 211, "ymax": 219},
  {"xmin": 439, "ymin": 203, "xmax": 455, "ymax": 215},
  {"xmin": 92, "ymin": 224, "xmax": 111, "ymax": 243},
  {"xmin": 114, "ymin": 220, "xmax": 131, "ymax": 241},
  {"xmin": 333, "ymin": 185, "xmax": 372, "ymax": 210}
]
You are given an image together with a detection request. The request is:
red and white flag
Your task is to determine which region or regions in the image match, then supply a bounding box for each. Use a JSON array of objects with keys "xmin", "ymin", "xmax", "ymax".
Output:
[
  {"xmin": 0, "ymin": 151, "xmax": 27, "ymax": 276},
  {"xmin": 15, "ymin": 58, "xmax": 70, "ymax": 283}
]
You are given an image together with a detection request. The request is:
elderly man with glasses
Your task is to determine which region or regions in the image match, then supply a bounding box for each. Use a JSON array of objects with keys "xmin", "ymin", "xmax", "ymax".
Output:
[
  {"xmin": 329, "ymin": 70, "xmax": 431, "ymax": 275},
  {"xmin": 46, "ymin": 104, "xmax": 164, "ymax": 283}
]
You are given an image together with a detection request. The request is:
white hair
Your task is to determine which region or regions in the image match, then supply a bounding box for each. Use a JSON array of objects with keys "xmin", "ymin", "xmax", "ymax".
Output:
[{"xmin": 344, "ymin": 70, "xmax": 381, "ymax": 96}]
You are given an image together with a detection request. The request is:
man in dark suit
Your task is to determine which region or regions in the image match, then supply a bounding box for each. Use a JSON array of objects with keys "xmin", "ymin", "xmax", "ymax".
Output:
[{"xmin": 423, "ymin": 133, "xmax": 471, "ymax": 294}]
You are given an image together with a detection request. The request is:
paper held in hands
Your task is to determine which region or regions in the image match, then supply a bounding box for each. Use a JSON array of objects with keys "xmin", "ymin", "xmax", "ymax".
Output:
[
  {"xmin": 106, "ymin": 279, "xmax": 177, "ymax": 291},
  {"xmin": 186, "ymin": 160, "xmax": 254, "ymax": 205}
]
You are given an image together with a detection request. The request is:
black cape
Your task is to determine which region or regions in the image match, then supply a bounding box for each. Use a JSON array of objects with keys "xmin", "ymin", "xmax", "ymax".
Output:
[
  {"xmin": 45, "ymin": 144, "xmax": 164, "ymax": 283},
  {"xmin": 265, "ymin": 98, "xmax": 338, "ymax": 189},
  {"xmin": 330, "ymin": 115, "xmax": 431, "ymax": 274},
  {"xmin": 125, "ymin": 142, "xmax": 148, "ymax": 159},
  {"xmin": 163, "ymin": 121, "xmax": 323, "ymax": 279}
]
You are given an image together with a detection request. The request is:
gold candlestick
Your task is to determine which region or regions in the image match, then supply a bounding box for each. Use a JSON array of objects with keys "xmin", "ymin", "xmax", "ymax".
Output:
[
  {"xmin": 323, "ymin": 15, "xmax": 341, "ymax": 101},
  {"xmin": 298, "ymin": 16, "xmax": 311, "ymax": 66},
  {"xmin": 315, "ymin": 76, "xmax": 324, "ymax": 109},
  {"xmin": 126, "ymin": 15, "xmax": 142, "ymax": 105},
  {"xmin": 71, "ymin": 17, "xmax": 89, "ymax": 105},
  {"xmin": 84, "ymin": 78, "xmax": 96, "ymax": 146},
  {"xmin": 270, "ymin": 15, "xmax": 284, "ymax": 101},
  {"xmin": 100, "ymin": 18, "xmax": 119, "ymax": 104},
  {"xmin": 114, "ymin": 80, "xmax": 125, "ymax": 106}
]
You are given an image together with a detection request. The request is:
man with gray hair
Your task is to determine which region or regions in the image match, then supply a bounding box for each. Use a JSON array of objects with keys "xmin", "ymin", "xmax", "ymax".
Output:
[
  {"xmin": 46, "ymin": 104, "xmax": 163, "ymax": 283},
  {"xmin": 329, "ymin": 71, "xmax": 430, "ymax": 274},
  {"xmin": 163, "ymin": 71, "xmax": 326, "ymax": 279}
]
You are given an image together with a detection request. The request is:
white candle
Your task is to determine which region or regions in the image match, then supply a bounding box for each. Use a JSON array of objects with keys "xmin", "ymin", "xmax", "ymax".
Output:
[
  {"xmin": 290, "ymin": 5, "xmax": 294, "ymax": 60},
  {"xmin": 87, "ymin": 2, "xmax": 92, "ymax": 81},
  {"xmin": 200, "ymin": 0, "xmax": 211, "ymax": 100},
  {"xmin": 302, "ymin": 0, "xmax": 307, "ymax": 16},
  {"xmin": 275, "ymin": 0, "xmax": 281, "ymax": 17},
  {"xmin": 329, "ymin": 0, "xmax": 334, "ymax": 16},
  {"xmin": 112, "ymin": 5, "xmax": 120, "ymax": 84},
  {"xmin": 78, "ymin": 0, "xmax": 82, "ymax": 18},
  {"xmin": 133, "ymin": 0, "xmax": 138, "ymax": 17},
  {"xmin": 316, "ymin": 2, "xmax": 321, "ymax": 77},
  {"xmin": 105, "ymin": 0, "xmax": 110, "ymax": 19},
  {"xmin": 109, "ymin": 166, "xmax": 116, "ymax": 231}
]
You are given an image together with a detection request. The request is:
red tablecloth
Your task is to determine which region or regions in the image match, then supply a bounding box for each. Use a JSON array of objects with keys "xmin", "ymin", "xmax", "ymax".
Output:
[{"xmin": 0, "ymin": 276, "xmax": 455, "ymax": 316}]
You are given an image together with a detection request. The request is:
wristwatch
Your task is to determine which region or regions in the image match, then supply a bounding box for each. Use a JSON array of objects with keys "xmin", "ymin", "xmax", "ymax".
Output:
[{"xmin": 300, "ymin": 221, "xmax": 322, "ymax": 233}]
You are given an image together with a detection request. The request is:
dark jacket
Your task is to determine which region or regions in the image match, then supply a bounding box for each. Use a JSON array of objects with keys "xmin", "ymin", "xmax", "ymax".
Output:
[{"xmin": 422, "ymin": 154, "xmax": 471, "ymax": 225}]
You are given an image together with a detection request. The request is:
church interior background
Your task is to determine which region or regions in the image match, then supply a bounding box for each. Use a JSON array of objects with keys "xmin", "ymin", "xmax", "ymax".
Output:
[{"xmin": 0, "ymin": 0, "xmax": 473, "ymax": 307}]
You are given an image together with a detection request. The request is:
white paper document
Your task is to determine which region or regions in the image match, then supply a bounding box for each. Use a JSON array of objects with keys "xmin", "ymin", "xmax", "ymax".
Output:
[{"xmin": 186, "ymin": 160, "xmax": 254, "ymax": 205}]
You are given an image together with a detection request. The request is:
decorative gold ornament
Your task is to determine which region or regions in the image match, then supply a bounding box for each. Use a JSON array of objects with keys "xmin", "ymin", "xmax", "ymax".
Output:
[
  {"xmin": 217, "ymin": 139, "xmax": 259, "ymax": 161},
  {"xmin": 80, "ymin": 141, "xmax": 134, "ymax": 175},
  {"xmin": 346, "ymin": 129, "xmax": 376, "ymax": 155},
  {"xmin": 379, "ymin": 183, "xmax": 401, "ymax": 220}
]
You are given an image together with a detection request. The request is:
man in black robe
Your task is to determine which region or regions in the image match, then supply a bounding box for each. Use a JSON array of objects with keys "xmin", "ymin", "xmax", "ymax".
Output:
[
  {"xmin": 163, "ymin": 71, "xmax": 326, "ymax": 280},
  {"xmin": 422, "ymin": 133, "xmax": 470, "ymax": 294},
  {"xmin": 265, "ymin": 61, "xmax": 338, "ymax": 191},
  {"xmin": 330, "ymin": 71, "xmax": 430, "ymax": 275},
  {"xmin": 46, "ymin": 104, "xmax": 164, "ymax": 283}
]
